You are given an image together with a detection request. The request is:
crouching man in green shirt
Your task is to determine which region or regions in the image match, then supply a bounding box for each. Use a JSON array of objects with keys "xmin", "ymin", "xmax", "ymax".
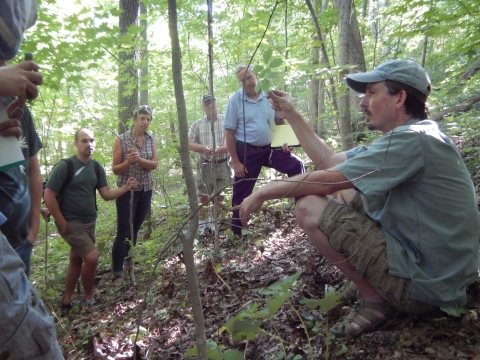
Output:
[
  {"xmin": 45, "ymin": 128, "xmax": 137, "ymax": 308},
  {"xmin": 239, "ymin": 60, "xmax": 480, "ymax": 337}
]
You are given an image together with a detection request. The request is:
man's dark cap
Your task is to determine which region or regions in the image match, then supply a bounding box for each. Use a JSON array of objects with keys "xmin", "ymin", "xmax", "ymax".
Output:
[{"xmin": 202, "ymin": 94, "xmax": 215, "ymax": 104}]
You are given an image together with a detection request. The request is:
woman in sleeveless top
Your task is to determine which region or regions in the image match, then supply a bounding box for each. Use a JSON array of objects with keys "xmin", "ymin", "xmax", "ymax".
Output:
[{"xmin": 111, "ymin": 105, "xmax": 158, "ymax": 285}]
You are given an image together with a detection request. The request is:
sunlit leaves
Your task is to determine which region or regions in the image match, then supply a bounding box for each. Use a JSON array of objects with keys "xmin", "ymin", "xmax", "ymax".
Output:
[{"xmin": 255, "ymin": 48, "xmax": 284, "ymax": 93}]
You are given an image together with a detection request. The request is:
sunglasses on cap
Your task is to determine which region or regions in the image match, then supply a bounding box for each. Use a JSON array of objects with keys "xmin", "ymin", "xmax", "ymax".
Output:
[
  {"xmin": 202, "ymin": 94, "xmax": 216, "ymax": 103},
  {"xmin": 132, "ymin": 105, "xmax": 153, "ymax": 117}
]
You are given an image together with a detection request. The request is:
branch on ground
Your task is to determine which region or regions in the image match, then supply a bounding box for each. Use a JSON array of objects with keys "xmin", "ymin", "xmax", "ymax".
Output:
[{"xmin": 431, "ymin": 94, "xmax": 480, "ymax": 121}]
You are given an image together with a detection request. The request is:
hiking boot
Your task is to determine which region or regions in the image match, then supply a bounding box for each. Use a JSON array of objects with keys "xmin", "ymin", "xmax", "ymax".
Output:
[
  {"xmin": 61, "ymin": 298, "xmax": 81, "ymax": 309},
  {"xmin": 85, "ymin": 297, "xmax": 99, "ymax": 309},
  {"xmin": 113, "ymin": 276, "xmax": 124, "ymax": 287}
]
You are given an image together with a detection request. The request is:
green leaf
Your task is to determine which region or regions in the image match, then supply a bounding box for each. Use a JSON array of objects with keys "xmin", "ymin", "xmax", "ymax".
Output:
[
  {"xmin": 440, "ymin": 305, "xmax": 468, "ymax": 317},
  {"xmin": 299, "ymin": 285, "xmax": 339, "ymax": 312},
  {"xmin": 225, "ymin": 318, "xmax": 265, "ymax": 342},
  {"xmin": 223, "ymin": 349, "xmax": 245, "ymax": 360},
  {"xmin": 256, "ymin": 292, "xmax": 293, "ymax": 318},
  {"xmin": 269, "ymin": 58, "xmax": 283, "ymax": 68},
  {"xmin": 253, "ymin": 64, "xmax": 264, "ymax": 73},
  {"xmin": 185, "ymin": 340, "xmax": 223, "ymax": 359},
  {"xmin": 214, "ymin": 263, "xmax": 222, "ymax": 273},
  {"xmin": 262, "ymin": 48, "xmax": 273, "ymax": 64},
  {"xmin": 255, "ymin": 79, "xmax": 271, "ymax": 93},
  {"xmin": 206, "ymin": 340, "xmax": 218, "ymax": 351},
  {"xmin": 265, "ymin": 71, "xmax": 278, "ymax": 79},
  {"xmin": 184, "ymin": 345, "xmax": 198, "ymax": 357},
  {"xmin": 335, "ymin": 343, "xmax": 348, "ymax": 356},
  {"xmin": 258, "ymin": 271, "xmax": 301, "ymax": 296}
]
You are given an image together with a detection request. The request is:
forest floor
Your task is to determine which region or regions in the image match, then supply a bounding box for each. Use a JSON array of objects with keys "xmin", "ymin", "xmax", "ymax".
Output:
[{"xmin": 54, "ymin": 208, "xmax": 480, "ymax": 360}]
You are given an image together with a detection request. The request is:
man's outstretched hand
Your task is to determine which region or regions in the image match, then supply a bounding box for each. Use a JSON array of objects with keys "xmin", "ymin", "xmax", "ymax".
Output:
[
  {"xmin": 267, "ymin": 89, "xmax": 297, "ymax": 120},
  {"xmin": 239, "ymin": 192, "xmax": 265, "ymax": 228}
]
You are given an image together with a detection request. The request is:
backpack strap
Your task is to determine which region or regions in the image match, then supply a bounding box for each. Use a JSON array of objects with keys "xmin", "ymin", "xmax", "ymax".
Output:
[
  {"xmin": 92, "ymin": 159, "xmax": 100, "ymax": 211},
  {"xmin": 57, "ymin": 157, "xmax": 74, "ymax": 205}
]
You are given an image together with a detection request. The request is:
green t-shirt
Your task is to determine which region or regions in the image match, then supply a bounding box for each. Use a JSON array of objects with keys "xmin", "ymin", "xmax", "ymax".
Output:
[
  {"xmin": 46, "ymin": 156, "xmax": 108, "ymax": 223},
  {"xmin": 338, "ymin": 119, "xmax": 480, "ymax": 307}
]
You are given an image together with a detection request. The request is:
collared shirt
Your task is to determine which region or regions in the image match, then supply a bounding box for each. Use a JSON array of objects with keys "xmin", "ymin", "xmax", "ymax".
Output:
[
  {"xmin": 116, "ymin": 130, "xmax": 155, "ymax": 191},
  {"xmin": 188, "ymin": 114, "xmax": 228, "ymax": 162},
  {"xmin": 224, "ymin": 89, "xmax": 278, "ymax": 147},
  {"xmin": 338, "ymin": 118, "xmax": 480, "ymax": 307}
]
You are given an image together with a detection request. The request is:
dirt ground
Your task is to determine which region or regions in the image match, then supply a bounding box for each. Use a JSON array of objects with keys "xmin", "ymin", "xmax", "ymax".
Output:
[{"xmin": 56, "ymin": 210, "xmax": 480, "ymax": 360}]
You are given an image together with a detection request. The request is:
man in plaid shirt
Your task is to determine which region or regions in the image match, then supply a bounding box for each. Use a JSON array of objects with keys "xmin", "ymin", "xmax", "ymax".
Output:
[{"xmin": 188, "ymin": 94, "xmax": 232, "ymax": 233}]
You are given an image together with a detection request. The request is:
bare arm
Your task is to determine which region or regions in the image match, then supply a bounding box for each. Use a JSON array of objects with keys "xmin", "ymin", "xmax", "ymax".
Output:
[
  {"xmin": 44, "ymin": 188, "xmax": 67, "ymax": 233},
  {"xmin": 112, "ymin": 137, "xmax": 131, "ymax": 175},
  {"xmin": 225, "ymin": 128, "xmax": 246, "ymax": 177},
  {"xmin": 189, "ymin": 141, "xmax": 213, "ymax": 155},
  {"xmin": 27, "ymin": 154, "xmax": 42, "ymax": 244},
  {"xmin": 269, "ymin": 90, "xmax": 347, "ymax": 169},
  {"xmin": 215, "ymin": 132, "xmax": 229, "ymax": 154},
  {"xmin": 137, "ymin": 138, "xmax": 158, "ymax": 171},
  {"xmin": 239, "ymin": 168, "xmax": 353, "ymax": 227},
  {"xmin": 97, "ymin": 177, "xmax": 137, "ymax": 201}
]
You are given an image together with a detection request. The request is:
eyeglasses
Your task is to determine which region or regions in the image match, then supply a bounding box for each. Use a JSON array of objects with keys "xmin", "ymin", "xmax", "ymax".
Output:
[
  {"xmin": 132, "ymin": 105, "xmax": 152, "ymax": 117},
  {"xmin": 239, "ymin": 75, "xmax": 255, "ymax": 85}
]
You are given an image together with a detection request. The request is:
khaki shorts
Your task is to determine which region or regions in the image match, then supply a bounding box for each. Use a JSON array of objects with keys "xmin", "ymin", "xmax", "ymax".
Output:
[
  {"xmin": 319, "ymin": 193, "xmax": 436, "ymax": 315},
  {"xmin": 196, "ymin": 161, "xmax": 232, "ymax": 196},
  {"xmin": 58, "ymin": 221, "xmax": 96, "ymax": 258}
]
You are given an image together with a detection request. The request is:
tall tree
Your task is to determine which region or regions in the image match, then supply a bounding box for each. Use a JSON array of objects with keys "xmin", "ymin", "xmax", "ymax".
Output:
[
  {"xmin": 349, "ymin": 3, "xmax": 367, "ymax": 135},
  {"xmin": 305, "ymin": 0, "xmax": 339, "ymax": 135},
  {"xmin": 335, "ymin": 0, "xmax": 353, "ymax": 150},
  {"xmin": 118, "ymin": 0, "xmax": 140, "ymax": 133},
  {"xmin": 168, "ymin": 0, "xmax": 207, "ymax": 358},
  {"xmin": 139, "ymin": 1, "xmax": 149, "ymax": 105},
  {"xmin": 308, "ymin": 0, "xmax": 321, "ymax": 135}
]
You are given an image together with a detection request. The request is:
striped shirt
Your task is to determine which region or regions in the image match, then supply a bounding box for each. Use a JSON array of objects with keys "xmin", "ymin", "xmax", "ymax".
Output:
[
  {"xmin": 116, "ymin": 130, "xmax": 155, "ymax": 191},
  {"xmin": 188, "ymin": 114, "xmax": 228, "ymax": 162}
]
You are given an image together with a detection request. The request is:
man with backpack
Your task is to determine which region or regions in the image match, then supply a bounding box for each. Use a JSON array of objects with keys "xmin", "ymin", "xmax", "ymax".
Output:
[{"xmin": 44, "ymin": 128, "xmax": 137, "ymax": 308}]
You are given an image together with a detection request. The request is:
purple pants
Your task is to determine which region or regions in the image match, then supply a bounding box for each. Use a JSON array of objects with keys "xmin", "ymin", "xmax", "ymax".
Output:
[{"xmin": 232, "ymin": 142, "xmax": 305, "ymax": 235}]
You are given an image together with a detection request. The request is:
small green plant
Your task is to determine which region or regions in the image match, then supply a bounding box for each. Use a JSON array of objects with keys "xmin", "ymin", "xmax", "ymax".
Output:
[
  {"xmin": 184, "ymin": 271, "xmax": 303, "ymax": 359},
  {"xmin": 300, "ymin": 285, "xmax": 344, "ymax": 359}
]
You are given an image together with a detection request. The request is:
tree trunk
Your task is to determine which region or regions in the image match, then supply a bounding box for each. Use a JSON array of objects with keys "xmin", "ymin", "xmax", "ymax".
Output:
[
  {"xmin": 461, "ymin": 56, "xmax": 480, "ymax": 80},
  {"xmin": 283, "ymin": 1, "xmax": 289, "ymax": 92},
  {"xmin": 335, "ymin": 0, "xmax": 353, "ymax": 150},
  {"xmin": 316, "ymin": 0, "xmax": 328, "ymax": 138},
  {"xmin": 305, "ymin": 0, "xmax": 339, "ymax": 115},
  {"xmin": 139, "ymin": 1, "xmax": 149, "ymax": 105},
  {"xmin": 168, "ymin": 0, "xmax": 207, "ymax": 358},
  {"xmin": 118, "ymin": 0, "xmax": 139, "ymax": 133},
  {"xmin": 139, "ymin": 1, "xmax": 153, "ymax": 240},
  {"xmin": 349, "ymin": 4, "xmax": 367, "ymax": 136},
  {"xmin": 309, "ymin": 0, "xmax": 320, "ymax": 135}
]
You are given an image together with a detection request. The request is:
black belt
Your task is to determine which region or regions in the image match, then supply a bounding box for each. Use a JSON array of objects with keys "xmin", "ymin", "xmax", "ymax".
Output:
[
  {"xmin": 236, "ymin": 140, "xmax": 270, "ymax": 151},
  {"xmin": 203, "ymin": 158, "xmax": 228, "ymax": 164}
]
